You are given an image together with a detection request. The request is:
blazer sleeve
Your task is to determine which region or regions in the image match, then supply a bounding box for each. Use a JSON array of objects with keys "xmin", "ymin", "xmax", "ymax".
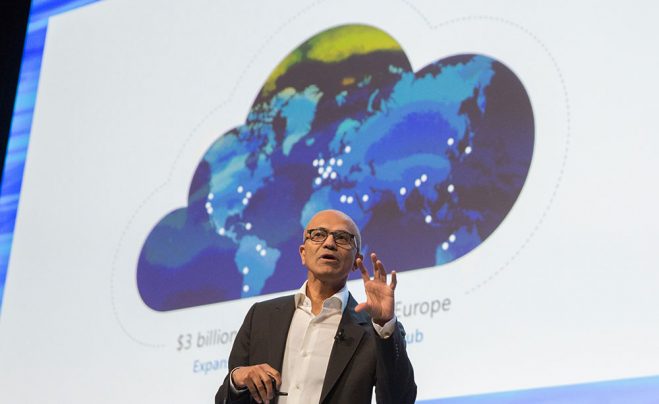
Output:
[
  {"xmin": 373, "ymin": 321, "xmax": 417, "ymax": 404},
  {"xmin": 215, "ymin": 304, "xmax": 256, "ymax": 404}
]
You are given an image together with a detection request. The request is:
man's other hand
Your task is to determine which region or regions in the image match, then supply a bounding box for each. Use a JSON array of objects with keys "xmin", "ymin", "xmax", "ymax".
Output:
[
  {"xmin": 232, "ymin": 364, "xmax": 281, "ymax": 404},
  {"xmin": 355, "ymin": 252, "xmax": 397, "ymax": 326}
]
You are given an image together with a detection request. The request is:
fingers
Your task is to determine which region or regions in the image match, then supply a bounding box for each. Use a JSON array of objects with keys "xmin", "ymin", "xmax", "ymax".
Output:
[
  {"xmin": 371, "ymin": 253, "xmax": 386, "ymax": 283},
  {"xmin": 370, "ymin": 253, "xmax": 380, "ymax": 281},
  {"xmin": 370, "ymin": 252, "xmax": 378, "ymax": 269},
  {"xmin": 356, "ymin": 257, "xmax": 370, "ymax": 283},
  {"xmin": 359, "ymin": 253, "xmax": 390, "ymax": 283},
  {"xmin": 235, "ymin": 364, "xmax": 280, "ymax": 403},
  {"xmin": 262, "ymin": 364, "xmax": 282, "ymax": 389},
  {"xmin": 360, "ymin": 252, "xmax": 395, "ymax": 287},
  {"xmin": 245, "ymin": 373, "xmax": 271, "ymax": 403}
]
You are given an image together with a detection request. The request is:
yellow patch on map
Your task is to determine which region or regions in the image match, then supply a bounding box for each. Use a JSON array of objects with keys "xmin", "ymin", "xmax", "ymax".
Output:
[{"xmin": 261, "ymin": 25, "xmax": 402, "ymax": 97}]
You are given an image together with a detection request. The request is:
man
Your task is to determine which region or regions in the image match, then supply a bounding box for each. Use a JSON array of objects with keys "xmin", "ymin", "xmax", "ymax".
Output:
[{"xmin": 215, "ymin": 209, "xmax": 416, "ymax": 404}]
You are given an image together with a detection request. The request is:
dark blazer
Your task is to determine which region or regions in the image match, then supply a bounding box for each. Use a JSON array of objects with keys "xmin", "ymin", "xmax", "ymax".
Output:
[{"xmin": 215, "ymin": 294, "xmax": 416, "ymax": 404}]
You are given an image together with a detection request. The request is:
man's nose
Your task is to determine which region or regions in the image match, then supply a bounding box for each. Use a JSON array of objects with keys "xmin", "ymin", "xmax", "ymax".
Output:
[{"xmin": 322, "ymin": 234, "xmax": 338, "ymax": 250}]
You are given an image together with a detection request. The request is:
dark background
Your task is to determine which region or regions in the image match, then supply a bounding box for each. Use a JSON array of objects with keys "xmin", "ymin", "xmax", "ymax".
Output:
[{"xmin": 0, "ymin": 0, "xmax": 31, "ymax": 184}]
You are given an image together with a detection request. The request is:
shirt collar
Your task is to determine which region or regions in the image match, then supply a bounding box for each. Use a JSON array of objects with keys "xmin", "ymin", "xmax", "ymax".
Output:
[{"xmin": 294, "ymin": 280, "xmax": 349, "ymax": 312}]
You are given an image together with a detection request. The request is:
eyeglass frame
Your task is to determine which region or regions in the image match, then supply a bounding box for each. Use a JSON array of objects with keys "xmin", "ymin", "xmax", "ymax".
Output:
[{"xmin": 304, "ymin": 227, "xmax": 358, "ymax": 250}]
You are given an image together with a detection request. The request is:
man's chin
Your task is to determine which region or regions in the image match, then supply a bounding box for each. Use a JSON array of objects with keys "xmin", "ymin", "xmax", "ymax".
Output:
[
  {"xmin": 309, "ymin": 266, "xmax": 350, "ymax": 282},
  {"xmin": 318, "ymin": 259, "xmax": 341, "ymax": 267}
]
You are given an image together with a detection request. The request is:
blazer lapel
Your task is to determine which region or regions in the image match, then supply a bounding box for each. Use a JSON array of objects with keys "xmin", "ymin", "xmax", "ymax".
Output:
[
  {"xmin": 267, "ymin": 296, "xmax": 296, "ymax": 371},
  {"xmin": 319, "ymin": 294, "xmax": 369, "ymax": 403}
]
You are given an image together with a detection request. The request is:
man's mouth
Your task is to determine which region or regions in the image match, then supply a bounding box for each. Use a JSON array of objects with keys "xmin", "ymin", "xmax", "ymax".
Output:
[{"xmin": 319, "ymin": 254, "xmax": 339, "ymax": 262}]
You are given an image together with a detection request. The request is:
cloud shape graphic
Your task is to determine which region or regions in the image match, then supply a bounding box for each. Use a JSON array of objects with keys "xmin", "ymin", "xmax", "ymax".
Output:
[{"xmin": 137, "ymin": 24, "xmax": 534, "ymax": 311}]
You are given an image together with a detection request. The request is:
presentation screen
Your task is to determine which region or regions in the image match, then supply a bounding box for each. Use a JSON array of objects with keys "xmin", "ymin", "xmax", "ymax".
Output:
[{"xmin": 1, "ymin": 0, "xmax": 658, "ymax": 402}]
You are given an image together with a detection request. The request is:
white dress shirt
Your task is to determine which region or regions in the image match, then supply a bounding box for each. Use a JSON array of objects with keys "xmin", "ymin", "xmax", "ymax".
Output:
[
  {"xmin": 279, "ymin": 282, "xmax": 396, "ymax": 404},
  {"xmin": 278, "ymin": 282, "xmax": 347, "ymax": 404}
]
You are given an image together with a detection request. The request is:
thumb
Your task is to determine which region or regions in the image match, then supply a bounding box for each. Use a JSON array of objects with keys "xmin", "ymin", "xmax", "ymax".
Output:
[{"xmin": 355, "ymin": 302, "xmax": 369, "ymax": 313}]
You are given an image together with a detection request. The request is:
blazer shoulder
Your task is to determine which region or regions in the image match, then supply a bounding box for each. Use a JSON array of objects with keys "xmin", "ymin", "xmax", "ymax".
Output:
[{"xmin": 251, "ymin": 294, "xmax": 295, "ymax": 312}]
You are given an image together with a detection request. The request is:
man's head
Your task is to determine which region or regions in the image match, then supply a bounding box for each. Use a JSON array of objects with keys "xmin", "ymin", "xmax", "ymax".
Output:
[{"xmin": 299, "ymin": 210, "xmax": 362, "ymax": 287}]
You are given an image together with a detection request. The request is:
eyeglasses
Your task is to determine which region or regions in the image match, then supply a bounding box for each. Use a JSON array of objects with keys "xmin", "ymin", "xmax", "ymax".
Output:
[{"xmin": 305, "ymin": 227, "xmax": 356, "ymax": 248}]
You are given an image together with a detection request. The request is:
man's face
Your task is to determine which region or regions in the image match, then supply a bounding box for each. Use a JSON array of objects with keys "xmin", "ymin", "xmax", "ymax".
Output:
[{"xmin": 299, "ymin": 210, "xmax": 361, "ymax": 286}]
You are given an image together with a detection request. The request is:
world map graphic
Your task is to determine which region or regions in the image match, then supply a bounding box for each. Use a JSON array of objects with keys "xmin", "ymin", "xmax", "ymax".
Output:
[{"xmin": 137, "ymin": 24, "xmax": 534, "ymax": 311}]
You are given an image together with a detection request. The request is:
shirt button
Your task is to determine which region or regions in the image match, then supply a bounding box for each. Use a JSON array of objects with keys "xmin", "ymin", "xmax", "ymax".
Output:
[{"xmin": 296, "ymin": 384, "xmax": 301, "ymax": 390}]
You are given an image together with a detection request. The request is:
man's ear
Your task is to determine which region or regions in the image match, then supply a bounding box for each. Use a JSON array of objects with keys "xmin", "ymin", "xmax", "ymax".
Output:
[{"xmin": 299, "ymin": 244, "xmax": 306, "ymax": 266}]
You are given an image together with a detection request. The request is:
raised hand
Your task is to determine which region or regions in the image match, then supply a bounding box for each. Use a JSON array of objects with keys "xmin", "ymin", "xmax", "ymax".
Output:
[
  {"xmin": 231, "ymin": 363, "xmax": 281, "ymax": 403},
  {"xmin": 355, "ymin": 252, "xmax": 397, "ymax": 326}
]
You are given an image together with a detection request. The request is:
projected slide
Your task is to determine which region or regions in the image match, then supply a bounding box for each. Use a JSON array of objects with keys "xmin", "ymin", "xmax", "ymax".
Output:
[
  {"xmin": 137, "ymin": 24, "xmax": 533, "ymax": 311},
  {"xmin": 0, "ymin": 1, "xmax": 658, "ymax": 404}
]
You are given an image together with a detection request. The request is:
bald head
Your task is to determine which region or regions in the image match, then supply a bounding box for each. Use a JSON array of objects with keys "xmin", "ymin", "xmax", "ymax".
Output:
[{"xmin": 303, "ymin": 209, "xmax": 361, "ymax": 253}]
